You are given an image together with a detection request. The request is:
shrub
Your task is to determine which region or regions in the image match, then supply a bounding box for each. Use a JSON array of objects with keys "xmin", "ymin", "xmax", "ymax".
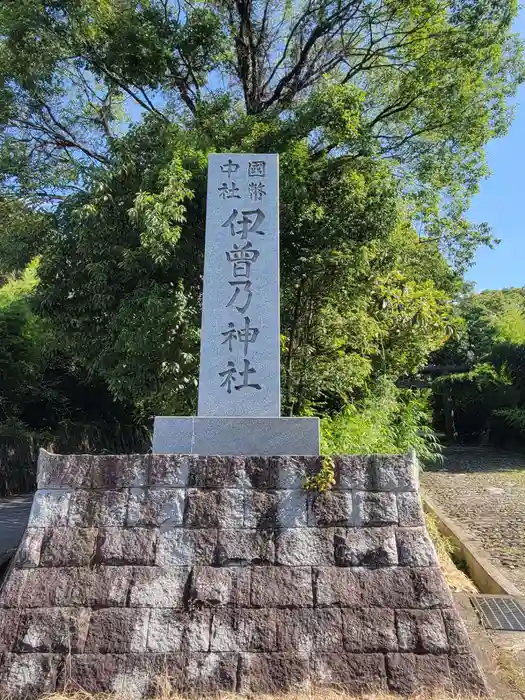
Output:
[
  {"xmin": 320, "ymin": 378, "xmax": 441, "ymax": 462},
  {"xmin": 490, "ymin": 407, "xmax": 525, "ymax": 449}
]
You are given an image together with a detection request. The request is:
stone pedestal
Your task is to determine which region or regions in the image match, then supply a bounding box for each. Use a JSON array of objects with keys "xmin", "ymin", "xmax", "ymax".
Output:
[
  {"xmin": 152, "ymin": 416, "xmax": 320, "ymax": 455},
  {"xmin": 0, "ymin": 449, "xmax": 487, "ymax": 698}
]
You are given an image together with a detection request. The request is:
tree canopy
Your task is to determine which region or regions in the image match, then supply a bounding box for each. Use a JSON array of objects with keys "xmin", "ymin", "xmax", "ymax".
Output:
[{"xmin": 2, "ymin": 0, "xmax": 522, "ymax": 267}]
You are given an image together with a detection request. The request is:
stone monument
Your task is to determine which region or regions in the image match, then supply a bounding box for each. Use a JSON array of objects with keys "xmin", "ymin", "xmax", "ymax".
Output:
[
  {"xmin": 153, "ymin": 154, "xmax": 320, "ymax": 455},
  {"xmin": 0, "ymin": 159, "xmax": 487, "ymax": 700}
]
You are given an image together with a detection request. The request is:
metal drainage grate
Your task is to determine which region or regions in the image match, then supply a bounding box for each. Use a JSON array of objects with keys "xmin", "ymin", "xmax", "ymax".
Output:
[{"xmin": 471, "ymin": 595, "xmax": 525, "ymax": 632}]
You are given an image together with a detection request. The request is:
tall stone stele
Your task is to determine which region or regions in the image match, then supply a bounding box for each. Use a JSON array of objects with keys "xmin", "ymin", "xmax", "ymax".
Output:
[{"xmin": 153, "ymin": 153, "xmax": 320, "ymax": 455}]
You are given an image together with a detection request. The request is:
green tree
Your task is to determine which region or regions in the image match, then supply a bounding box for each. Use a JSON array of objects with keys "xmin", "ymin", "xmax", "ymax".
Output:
[
  {"xmin": 430, "ymin": 286, "xmax": 525, "ymax": 442},
  {"xmin": 433, "ymin": 286, "xmax": 525, "ymax": 368},
  {"xmin": 1, "ymin": 0, "xmax": 523, "ymax": 265},
  {"xmin": 0, "ymin": 0, "xmax": 523, "ymax": 460},
  {"xmin": 0, "ymin": 261, "xmax": 149, "ymax": 495},
  {"xmin": 33, "ymin": 109, "xmax": 456, "ymax": 417}
]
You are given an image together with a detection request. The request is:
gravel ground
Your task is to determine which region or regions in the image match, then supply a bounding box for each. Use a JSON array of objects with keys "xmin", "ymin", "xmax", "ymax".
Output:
[{"xmin": 421, "ymin": 447, "xmax": 525, "ymax": 594}]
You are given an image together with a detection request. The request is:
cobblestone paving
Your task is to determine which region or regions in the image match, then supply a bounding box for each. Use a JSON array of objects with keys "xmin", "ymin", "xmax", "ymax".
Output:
[{"xmin": 421, "ymin": 447, "xmax": 525, "ymax": 594}]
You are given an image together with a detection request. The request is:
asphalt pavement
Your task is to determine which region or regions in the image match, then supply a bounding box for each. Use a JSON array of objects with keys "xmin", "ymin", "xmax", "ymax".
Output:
[{"xmin": 0, "ymin": 495, "xmax": 33, "ymax": 563}]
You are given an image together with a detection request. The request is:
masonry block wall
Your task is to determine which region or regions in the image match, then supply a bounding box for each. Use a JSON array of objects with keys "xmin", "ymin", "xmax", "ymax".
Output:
[{"xmin": 0, "ymin": 451, "xmax": 486, "ymax": 698}]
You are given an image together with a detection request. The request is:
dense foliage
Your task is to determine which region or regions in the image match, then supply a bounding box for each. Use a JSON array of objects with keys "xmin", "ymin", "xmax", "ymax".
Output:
[
  {"xmin": 1, "ymin": 0, "xmax": 524, "ymax": 491},
  {"xmin": 431, "ymin": 287, "xmax": 525, "ymax": 445}
]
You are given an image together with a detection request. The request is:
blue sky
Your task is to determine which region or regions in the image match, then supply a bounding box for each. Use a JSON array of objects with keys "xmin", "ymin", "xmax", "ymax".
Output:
[{"xmin": 465, "ymin": 10, "xmax": 525, "ymax": 291}]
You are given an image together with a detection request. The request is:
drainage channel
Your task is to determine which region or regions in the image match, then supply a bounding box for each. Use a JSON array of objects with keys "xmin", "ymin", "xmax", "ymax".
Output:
[{"xmin": 471, "ymin": 595, "xmax": 525, "ymax": 632}]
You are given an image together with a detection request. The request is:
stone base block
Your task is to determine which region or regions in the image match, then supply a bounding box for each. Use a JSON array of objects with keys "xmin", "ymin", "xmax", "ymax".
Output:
[
  {"xmin": 152, "ymin": 416, "xmax": 320, "ymax": 455},
  {"xmin": 0, "ymin": 452, "xmax": 488, "ymax": 699}
]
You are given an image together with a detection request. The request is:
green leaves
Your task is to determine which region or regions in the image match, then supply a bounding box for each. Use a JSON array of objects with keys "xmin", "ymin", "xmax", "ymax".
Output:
[
  {"xmin": 130, "ymin": 153, "xmax": 194, "ymax": 263},
  {"xmin": 0, "ymin": 0, "xmax": 523, "ymax": 460}
]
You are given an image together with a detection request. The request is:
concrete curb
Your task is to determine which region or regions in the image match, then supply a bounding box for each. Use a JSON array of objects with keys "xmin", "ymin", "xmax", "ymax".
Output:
[{"xmin": 422, "ymin": 494, "xmax": 524, "ymax": 597}]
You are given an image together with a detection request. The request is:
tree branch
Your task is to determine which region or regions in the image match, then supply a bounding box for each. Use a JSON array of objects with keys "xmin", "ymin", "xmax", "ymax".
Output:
[{"xmin": 89, "ymin": 58, "xmax": 171, "ymax": 121}]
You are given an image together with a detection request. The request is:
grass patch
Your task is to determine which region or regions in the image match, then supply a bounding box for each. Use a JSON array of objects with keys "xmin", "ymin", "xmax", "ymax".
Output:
[
  {"xmin": 425, "ymin": 511, "xmax": 478, "ymax": 594},
  {"xmin": 495, "ymin": 649, "xmax": 525, "ymax": 698},
  {"xmin": 45, "ymin": 690, "xmax": 486, "ymax": 700}
]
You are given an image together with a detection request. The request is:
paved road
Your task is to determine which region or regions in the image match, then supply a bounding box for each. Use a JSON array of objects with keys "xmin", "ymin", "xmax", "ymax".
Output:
[
  {"xmin": 0, "ymin": 495, "xmax": 33, "ymax": 562},
  {"xmin": 422, "ymin": 447, "xmax": 525, "ymax": 594}
]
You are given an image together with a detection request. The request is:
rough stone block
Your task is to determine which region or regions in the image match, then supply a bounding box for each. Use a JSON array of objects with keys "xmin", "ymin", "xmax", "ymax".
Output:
[
  {"xmin": 147, "ymin": 610, "xmax": 210, "ymax": 652},
  {"xmin": 359, "ymin": 568, "xmax": 419, "ymax": 608},
  {"xmin": 244, "ymin": 490, "xmax": 307, "ymax": 528},
  {"xmin": 16, "ymin": 608, "xmax": 90, "ymax": 653},
  {"xmin": 185, "ymin": 489, "xmax": 244, "ymax": 528},
  {"xmin": 274, "ymin": 456, "xmax": 320, "ymax": 488},
  {"xmin": 275, "ymin": 528, "xmax": 333, "ymax": 566},
  {"xmin": 244, "ymin": 457, "xmax": 273, "ymax": 488},
  {"xmin": 240, "ymin": 653, "xmax": 310, "ymax": 693},
  {"xmin": 217, "ymin": 529, "xmax": 274, "ymax": 565},
  {"xmin": 396, "ymin": 491, "xmax": 425, "ymax": 526},
  {"xmin": 65, "ymin": 567, "xmax": 133, "ymax": 608},
  {"xmin": 2, "ymin": 653, "xmax": 60, "ymax": 697},
  {"xmin": 442, "ymin": 609, "xmax": 472, "ymax": 654},
  {"xmin": 0, "ymin": 569, "xmax": 29, "ymax": 608},
  {"xmin": 0, "ymin": 610, "xmax": 20, "ymax": 652},
  {"xmin": 127, "ymin": 487, "xmax": 185, "ymax": 528},
  {"xmin": 37, "ymin": 450, "xmax": 92, "ymax": 489},
  {"xmin": 316, "ymin": 567, "xmax": 438, "ymax": 609},
  {"xmin": 192, "ymin": 566, "xmax": 250, "ymax": 607},
  {"xmin": 150, "ymin": 454, "xmax": 192, "ymax": 486},
  {"xmin": 0, "ymin": 452, "xmax": 485, "ymax": 700},
  {"xmin": 243, "ymin": 490, "xmax": 278, "ymax": 528},
  {"xmin": 448, "ymin": 654, "xmax": 487, "ymax": 695},
  {"xmin": 372, "ymin": 454, "xmax": 419, "ymax": 491},
  {"xmin": 97, "ymin": 528, "xmax": 156, "ymax": 565},
  {"xmin": 397, "ymin": 527, "xmax": 437, "ymax": 567},
  {"xmin": 275, "ymin": 489, "xmax": 308, "ymax": 528},
  {"xmin": 251, "ymin": 566, "xmax": 313, "ymax": 607},
  {"xmin": 334, "ymin": 527, "xmax": 398, "ymax": 567},
  {"xmin": 315, "ymin": 567, "xmax": 363, "ymax": 607},
  {"xmin": 375, "ymin": 454, "xmax": 419, "ymax": 491},
  {"xmin": 396, "ymin": 610, "xmax": 449, "ymax": 653},
  {"xmin": 67, "ymin": 654, "xmax": 128, "ymax": 694},
  {"xmin": 129, "ymin": 567, "xmax": 190, "ymax": 608},
  {"xmin": 13, "ymin": 529, "xmax": 44, "ymax": 568},
  {"xmin": 15, "ymin": 567, "xmax": 132, "ymax": 608},
  {"xmin": 343, "ymin": 608, "xmax": 397, "ymax": 652},
  {"xmin": 335, "ymin": 455, "xmax": 375, "ymax": 490},
  {"xmin": 185, "ymin": 457, "xmax": 215, "ymax": 488},
  {"xmin": 211, "ymin": 609, "xmax": 276, "ymax": 651},
  {"xmin": 39, "ymin": 527, "xmax": 97, "ymax": 567},
  {"xmin": 68, "ymin": 489, "xmax": 128, "ymax": 527},
  {"xmin": 122, "ymin": 654, "xmax": 187, "ymax": 697},
  {"xmin": 185, "ymin": 652, "xmax": 237, "ymax": 693},
  {"xmin": 157, "ymin": 529, "xmax": 217, "ymax": 566},
  {"xmin": 91, "ymin": 454, "xmax": 149, "ymax": 488},
  {"xmin": 199, "ymin": 456, "xmax": 249, "ymax": 488},
  {"xmin": 386, "ymin": 653, "xmax": 452, "ymax": 694},
  {"xmin": 337, "ymin": 455, "xmax": 417, "ymax": 491},
  {"xmin": 308, "ymin": 491, "xmax": 353, "ymax": 527},
  {"xmin": 354, "ymin": 492, "xmax": 398, "ymax": 526},
  {"xmin": 411, "ymin": 567, "xmax": 453, "ymax": 608},
  {"xmin": 85, "ymin": 608, "xmax": 150, "ymax": 653},
  {"xmin": 311, "ymin": 653, "xmax": 387, "ymax": 691},
  {"xmin": 276, "ymin": 609, "xmax": 342, "ymax": 652},
  {"xmin": 29, "ymin": 490, "xmax": 71, "ymax": 527}
]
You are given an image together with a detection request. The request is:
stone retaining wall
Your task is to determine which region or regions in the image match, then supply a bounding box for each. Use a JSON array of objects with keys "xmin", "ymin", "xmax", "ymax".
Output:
[{"xmin": 0, "ymin": 451, "xmax": 486, "ymax": 698}]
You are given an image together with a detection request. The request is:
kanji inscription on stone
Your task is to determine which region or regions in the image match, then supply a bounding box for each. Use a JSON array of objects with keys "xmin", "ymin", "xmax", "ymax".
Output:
[{"xmin": 198, "ymin": 154, "xmax": 280, "ymax": 417}]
